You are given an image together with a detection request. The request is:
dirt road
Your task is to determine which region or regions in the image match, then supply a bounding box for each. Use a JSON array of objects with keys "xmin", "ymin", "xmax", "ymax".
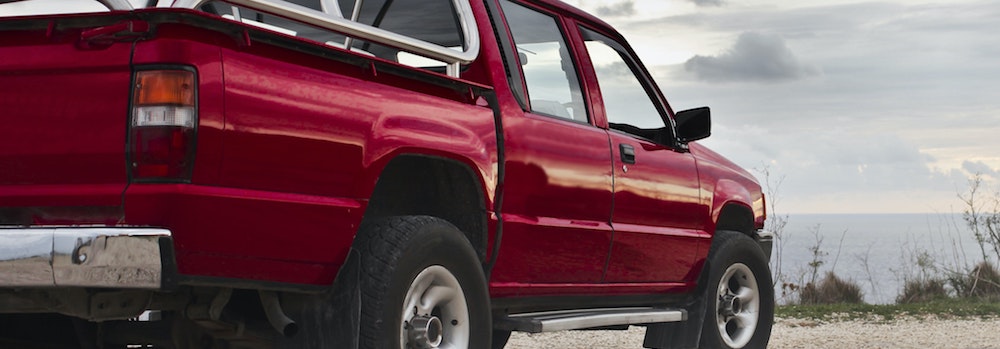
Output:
[{"xmin": 506, "ymin": 316, "xmax": 1000, "ymax": 348}]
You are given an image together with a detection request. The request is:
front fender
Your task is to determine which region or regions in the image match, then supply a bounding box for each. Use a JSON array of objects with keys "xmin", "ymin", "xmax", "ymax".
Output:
[{"xmin": 710, "ymin": 179, "xmax": 757, "ymax": 228}]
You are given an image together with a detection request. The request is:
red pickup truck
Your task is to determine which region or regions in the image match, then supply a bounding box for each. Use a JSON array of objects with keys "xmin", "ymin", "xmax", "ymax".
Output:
[{"xmin": 0, "ymin": 0, "xmax": 773, "ymax": 348}]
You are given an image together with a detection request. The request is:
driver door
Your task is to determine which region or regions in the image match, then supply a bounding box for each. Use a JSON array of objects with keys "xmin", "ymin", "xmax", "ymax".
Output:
[{"xmin": 578, "ymin": 27, "xmax": 710, "ymax": 283}]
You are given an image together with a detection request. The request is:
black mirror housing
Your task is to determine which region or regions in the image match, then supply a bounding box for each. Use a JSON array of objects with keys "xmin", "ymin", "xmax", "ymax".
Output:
[{"xmin": 675, "ymin": 107, "xmax": 711, "ymax": 143}]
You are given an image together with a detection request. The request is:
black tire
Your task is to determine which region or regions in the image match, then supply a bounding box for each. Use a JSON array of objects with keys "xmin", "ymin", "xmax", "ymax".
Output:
[
  {"xmin": 699, "ymin": 230, "xmax": 774, "ymax": 349},
  {"xmin": 355, "ymin": 216, "xmax": 491, "ymax": 349}
]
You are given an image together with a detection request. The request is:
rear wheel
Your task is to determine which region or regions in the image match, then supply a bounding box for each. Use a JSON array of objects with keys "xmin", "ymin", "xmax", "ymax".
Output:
[
  {"xmin": 699, "ymin": 231, "xmax": 773, "ymax": 349},
  {"xmin": 355, "ymin": 216, "xmax": 491, "ymax": 349}
]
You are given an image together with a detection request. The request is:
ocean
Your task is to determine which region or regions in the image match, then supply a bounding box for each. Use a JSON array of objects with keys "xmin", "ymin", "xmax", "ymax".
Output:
[{"xmin": 771, "ymin": 213, "xmax": 984, "ymax": 304}]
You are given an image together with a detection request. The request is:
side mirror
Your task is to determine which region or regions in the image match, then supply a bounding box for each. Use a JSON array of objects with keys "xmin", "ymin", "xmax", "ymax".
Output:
[{"xmin": 675, "ymin": 107, "xmax": 711, "ymax": 143}]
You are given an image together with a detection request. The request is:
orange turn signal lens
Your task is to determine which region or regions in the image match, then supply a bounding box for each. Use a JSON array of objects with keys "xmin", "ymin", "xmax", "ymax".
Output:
[{"xmin": 134, "ymin": 70, "xmax": 195, "ymax": 106}]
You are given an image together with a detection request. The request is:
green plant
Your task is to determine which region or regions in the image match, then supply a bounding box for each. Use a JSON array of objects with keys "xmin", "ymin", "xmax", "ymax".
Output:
[
  {"xmin": 805, "ymin": 225, "xmax": 827, "ymax": 286},
  {"xmin": 959, "ymin": 174, "xmax": 1000, "ymax": 263},
  {"xmin": 777, "ymin": 298, "xmax": 1000, "ymax": 321}
]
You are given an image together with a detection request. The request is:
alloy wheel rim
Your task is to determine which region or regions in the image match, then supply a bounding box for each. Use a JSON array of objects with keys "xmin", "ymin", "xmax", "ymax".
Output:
[
  {"xmin": 716, "ymin": 263, "xmax": 759, "ymax": 348},
  {"xmin": 400, "ymin": 265, "xmax": 470, "ymax": 349}
]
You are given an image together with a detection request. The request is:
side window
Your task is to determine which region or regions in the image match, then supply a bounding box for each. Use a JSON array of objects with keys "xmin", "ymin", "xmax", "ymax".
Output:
[
  {"xmin": 581, "ymin": 27, "xmax": 671, "ymax": 140},
  {"xmin": 499, "ymin": 1, "xmax": 587, "ymax": 122}
]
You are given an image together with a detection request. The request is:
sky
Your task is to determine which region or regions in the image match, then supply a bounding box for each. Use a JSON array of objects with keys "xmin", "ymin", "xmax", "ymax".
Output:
[
  {"xmin": 2, "ymin": 0, "xmax": 998, "ymax": 214},
  {"xmin": 564, "ymin": 0, "xmax": 1000, "ymax": 214}
]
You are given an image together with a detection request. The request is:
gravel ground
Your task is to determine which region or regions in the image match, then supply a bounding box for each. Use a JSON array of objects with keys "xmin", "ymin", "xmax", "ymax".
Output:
[{"xmin": 506, "ymin": 316, "xmax": 1000, "ymax": 348}]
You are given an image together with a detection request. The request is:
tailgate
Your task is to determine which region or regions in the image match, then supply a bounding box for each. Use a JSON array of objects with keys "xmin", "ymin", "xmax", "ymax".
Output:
[{"xmin": 0, "ymin": 15, "xmax": 136, "ymax": 224}]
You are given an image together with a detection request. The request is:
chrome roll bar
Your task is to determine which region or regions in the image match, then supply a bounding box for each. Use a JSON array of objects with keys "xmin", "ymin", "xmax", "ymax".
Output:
[
  {"xmin": 171, "ymin": 0, "xmax": 481, "ymax": 78},
  {"xmin": 97, "ymin": 0, "xmax": 134, "ymax": 11}
]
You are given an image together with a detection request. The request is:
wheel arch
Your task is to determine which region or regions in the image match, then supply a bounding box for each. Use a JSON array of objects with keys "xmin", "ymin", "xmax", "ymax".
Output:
[
  {"xmin": 715, "ymin": 203, "xmax": 756, "ymax": 238},
  {"xmin": 360, "ymin": 153, "xmax": 491, "ymax": 262},
  {"xmin": 710, "ymin": 178, "xmax": 763, "ymax": 239}
]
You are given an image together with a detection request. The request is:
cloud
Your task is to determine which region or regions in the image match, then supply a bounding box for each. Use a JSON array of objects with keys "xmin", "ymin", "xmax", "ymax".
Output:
[
  {"xmin": 721, "ymin": 129, "xmax": 971, "ymax": 213},
  {"xmin": 962, "ymin": 161, "xmax": 999, "ymax": 178},
  {"xmin": 590, "ymin": 0, "xmax": 1000, "ymax": 213},
  {"xmin": 596, "ymin": 1, "xmax": 635, "ymax": 17},
  {"xmin": 684, "ymin": 32, "xmax": 820, "ymax": 83},
  {"xmin": 593, "ymin": 61, "xmax": 632, "ymax": 81},
  {"xmin": 689, "ymin": 0, "xmax": 724, "ymax": 7}
]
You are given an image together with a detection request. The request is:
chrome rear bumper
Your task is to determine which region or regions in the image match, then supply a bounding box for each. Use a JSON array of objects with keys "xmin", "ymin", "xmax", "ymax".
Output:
[{"xmin": 0, "ymin": 227, "xmax": 172, "ymax": 289}]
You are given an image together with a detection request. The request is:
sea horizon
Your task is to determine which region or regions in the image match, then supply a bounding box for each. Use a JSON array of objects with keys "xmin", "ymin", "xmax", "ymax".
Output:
[{"xmin": 771, "ymin": 212, "xmax": 981, "ymax": 304}]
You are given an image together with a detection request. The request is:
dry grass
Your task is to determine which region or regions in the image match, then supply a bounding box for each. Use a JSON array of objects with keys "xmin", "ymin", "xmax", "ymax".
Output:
[
  {"xmin": 799, "ymin": 272, "xmax": 864, "ymax": 305},
  {"xmin": 897, "ymin": 278, "xmax": 948, "ymax": 304},
  {"xmin": 949, "ymin": 261, "xmax": 1000, "ymax": 300}
]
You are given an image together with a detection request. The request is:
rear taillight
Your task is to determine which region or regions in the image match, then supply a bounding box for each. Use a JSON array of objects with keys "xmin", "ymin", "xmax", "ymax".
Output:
[{"xmin": 129, "ymin": 69, "xmax": 197, "ymax": 182}]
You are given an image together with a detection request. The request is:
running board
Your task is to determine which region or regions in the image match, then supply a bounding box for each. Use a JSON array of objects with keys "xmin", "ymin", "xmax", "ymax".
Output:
[{"xmin": 495, "ymin": 307, "xmax": 686, "ymax": 333}]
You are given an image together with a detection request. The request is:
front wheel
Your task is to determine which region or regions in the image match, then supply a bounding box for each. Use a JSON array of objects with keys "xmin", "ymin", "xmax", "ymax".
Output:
[
  {"xmin": 699, "ymin": 230, "xmax": 774, "ymax": 349},
  {"xmin": 355, "ymin": 216, "xmax": 491, "ymax": 349}
]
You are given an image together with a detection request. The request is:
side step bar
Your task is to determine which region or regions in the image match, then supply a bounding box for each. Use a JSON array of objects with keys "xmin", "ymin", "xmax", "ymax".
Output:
[{"xmin": 495, "ymin": 307, "xmax": 686, "ymax": 333}]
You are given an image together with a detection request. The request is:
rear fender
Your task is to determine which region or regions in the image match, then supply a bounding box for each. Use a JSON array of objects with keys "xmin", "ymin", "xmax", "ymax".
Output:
[{"xmin": 358, "ymin": 110, "xmax": 496, "ymax": 202}]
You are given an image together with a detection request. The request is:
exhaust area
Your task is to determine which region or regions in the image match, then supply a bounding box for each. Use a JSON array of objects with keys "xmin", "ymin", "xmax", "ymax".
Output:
[{"xmin": 258, "ymin": 290, "xmax": 298, "ymax": 338}]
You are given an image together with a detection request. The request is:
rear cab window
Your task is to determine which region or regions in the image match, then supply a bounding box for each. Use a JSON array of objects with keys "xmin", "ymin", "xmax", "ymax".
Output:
[{"xmin": 197, "ymin": 0, "xmax": 474, "ymax": 74}]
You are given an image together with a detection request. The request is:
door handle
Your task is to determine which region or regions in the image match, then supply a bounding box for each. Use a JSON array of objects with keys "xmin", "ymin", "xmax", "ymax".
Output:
[{"xmin": 619, "ymin": 144, "xmax": 636, "ymax": 164}]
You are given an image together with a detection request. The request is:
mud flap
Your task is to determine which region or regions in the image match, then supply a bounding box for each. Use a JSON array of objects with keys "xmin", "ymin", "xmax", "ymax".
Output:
[
  {"xmin": 328, "ymin": 248, "xmax": 361, "ymax": 349},
  {"xmin": 642, "ymin": 296, "xmax": 705, "ymax": 349},
  {"xmin": 275, "ymin": 249, "xmax": 361, "ymax": 349}
]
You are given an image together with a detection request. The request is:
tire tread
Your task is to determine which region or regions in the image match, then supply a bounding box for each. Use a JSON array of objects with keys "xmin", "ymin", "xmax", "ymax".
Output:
[{"xmin": 353, "ymin": 215, "xmax": 488, "ymax": 349}]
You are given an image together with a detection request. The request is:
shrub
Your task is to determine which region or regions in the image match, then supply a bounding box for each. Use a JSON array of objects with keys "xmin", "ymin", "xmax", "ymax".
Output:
[
  {"xmin": 799, "ymin": 272, "xmax": 864, "ymax": 305},
  {"xmin": 951, "ymin": 261, "xmax": 1000, "ymax": 300},
  {"xmin": 897, "ymin": 278, "xmax": 949, "ymax": 304}
]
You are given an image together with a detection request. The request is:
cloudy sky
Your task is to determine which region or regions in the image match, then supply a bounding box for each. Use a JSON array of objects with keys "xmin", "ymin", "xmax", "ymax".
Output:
[{"xmin": 565, "ymin": 0, "xmax": 1000, "ymax": 214}]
